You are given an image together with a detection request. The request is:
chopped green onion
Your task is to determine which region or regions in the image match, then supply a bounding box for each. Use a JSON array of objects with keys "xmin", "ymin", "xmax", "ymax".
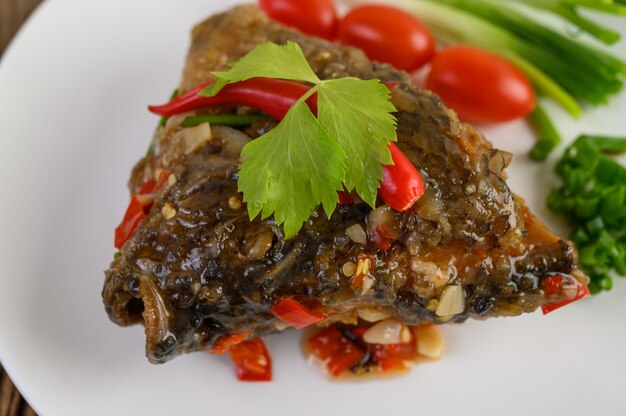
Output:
[
  {"xmin": 181, "ymin": 114, "xmax": 270, "ymax": 128},
  {"xmin": 578, "ymin": 135, "xmax": 626, "ymax": 154},
  {"xmin": 549, "ymin": 134, "xmax": 626, "ymax": 293}
]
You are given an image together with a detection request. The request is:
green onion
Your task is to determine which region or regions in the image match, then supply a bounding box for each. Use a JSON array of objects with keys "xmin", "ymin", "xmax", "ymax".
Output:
[
  {"xmin": 548, "ymin": 134, "xmax": 626, "ymax": 293},
  {"xmin": 579, "ymin": 135, "xmax": 626, "ymax": 154},
  {"xmin": 375, "ymin": 0, "xmax": 626, "ymax": 117},
  {"xmin": 529, "ymin": 104, "xmax": 562, "ymax": 160},
  {"xmin": 181, "ymin": 114, "xmax": 270, "ymax": 128}
]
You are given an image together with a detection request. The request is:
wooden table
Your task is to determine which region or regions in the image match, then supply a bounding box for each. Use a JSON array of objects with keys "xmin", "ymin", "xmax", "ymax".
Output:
[{"xmin": 0, "ymin": 1, "xmax": 42, "ymax": 414}]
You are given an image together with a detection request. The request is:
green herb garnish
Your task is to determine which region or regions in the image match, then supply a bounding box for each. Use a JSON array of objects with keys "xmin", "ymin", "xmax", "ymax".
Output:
[
  {"xmin": 202, "ymin": 42, "xmax": 397, "ymax": 238},
  {"xmin": 549, "ymin": 135, "xmax": 626, "ymax": 293}
]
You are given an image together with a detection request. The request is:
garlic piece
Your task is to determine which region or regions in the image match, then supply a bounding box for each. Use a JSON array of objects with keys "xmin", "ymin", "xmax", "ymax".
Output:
[
  {"xmin": 162, "ymin": 203, "xmax": 177, "ymax": 220},
  {"xmin": 435, "ymin": 285, "xmax": 465, "ymax": 317},
  {"xmin": 414, "ymin": 325, "xmax": 445, "ymax": 359},
  {"xmin": 346, "ymin": 224, "xmax": 367, "ymax": 245},
  {"xmin": 363, "ymin": 318, "xmax": 407, "ymax": 345},
  {"xmin": 174, "ymin": 122, "xmax": 212, "ymax": 155},
  {"xmin": 357, "ymin": 307, "xmax": 392, "ymax": 323}
]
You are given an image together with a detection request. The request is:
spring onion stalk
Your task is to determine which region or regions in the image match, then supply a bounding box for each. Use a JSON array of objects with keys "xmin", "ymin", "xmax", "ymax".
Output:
[
  {"xmin": 529, "ymin": 104, "xmax": 562, "ymax": 161},
  {"xmin": 181, "ymin": 114, "xmax": 270, "ymax": 128},
  {"xmin": 549, "ymin": 135, "xmax": 626, "ymax": 293},
  {"xmin": 348, "ymin": 0, "xmax": 626, "ymax": 159}
]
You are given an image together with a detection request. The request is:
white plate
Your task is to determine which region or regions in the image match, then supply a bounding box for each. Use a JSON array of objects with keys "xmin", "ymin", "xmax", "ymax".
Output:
[{"xmin": 1, "ymin": 1, "xmax": 626, "ymax": 415}]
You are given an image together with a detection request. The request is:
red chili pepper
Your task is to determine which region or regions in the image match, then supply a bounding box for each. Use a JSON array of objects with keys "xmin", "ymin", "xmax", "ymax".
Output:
[
  {"xmin": 137, "ymin": 179, "xmax": 156, "ymax": 195},
  {"xmin": 379, "ymin": 143, "xmax": 425, "ymax": 212},
  {"xmin": 229, "ymin": 338, "xmax": 272, "ymax": 382},
  {"xmin": 149, "ymin": 77, "xmax": 316, "ymax": 120},
  {"xmin": 114, "ymin": 173, "xmax": 173, "ymax": 249},
  {"xmin": 149, "ymin": 78, "xmax": 423, "ymax": 211},
  {"xmin": 209, "ymin": 331, "xmax": 251, "ymax": 355},
  {"xmin": 542, "ymin": 274, "xmax": 564, "ymax": 295},
  {"xmin": 542, "ymin": 277, "xmax": 590, "ymax": 315},
  {"xmin": 270, "ymin": 298, "xmax": 326, "ymax": 329},
  {"xmin": 308, "ymin": 327, "xmax": 365, "ymax": 377},
  {"xmin": 114, "ymin": 197, "xmax": 146, "ymax": 249}
]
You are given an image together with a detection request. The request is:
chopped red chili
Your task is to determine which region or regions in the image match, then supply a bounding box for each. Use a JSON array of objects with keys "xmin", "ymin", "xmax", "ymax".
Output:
[
  {"xmin": 542, "ymin": 277, "xmax": 590, "ymax": 314},
  {"xmin": 114, "ymin": 197, "xmax": 146, "ymax": 249},
  {"xmin": 229, "ymin": 338, "xmax": 272, "ymax": 382},
  {"xmin": 370, "ymin": 342, "xmax": 416, "ymax": 372},
  {"xmin": 114, "ymin": 173, "xmax": 172, "ymax": 249},
  {"xmin": 271, "ymin": 298, "xmax": 326, "ymax": 329},
  {"xmin": 308, "ymin": 327, "xmax": 365, "ymax": 377},
  {"xmin": 209, "ymin": 332, "xmax": 251, "ymax": 355},
  {"xmin": 542, "ymin": 274, "xmax": 564, "ymax": 295}
]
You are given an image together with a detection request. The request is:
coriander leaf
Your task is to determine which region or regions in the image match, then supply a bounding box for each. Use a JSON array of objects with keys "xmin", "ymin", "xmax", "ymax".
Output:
[
  {"xmin": 200, "ymin": 42, "xmax": 320, "ymax": 97},
  {"xmin": 238, "ymin": 99, "xmax": 346, "ymax": 238},
  {"xmin": 317, "ymin": 78, "xmax": 397, "ymax": 207}
]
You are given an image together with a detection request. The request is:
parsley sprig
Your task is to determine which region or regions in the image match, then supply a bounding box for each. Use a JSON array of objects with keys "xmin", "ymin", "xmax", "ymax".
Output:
[{"xmin": 201, "ymin": 42, "xmax": 397, "ymax": 238}]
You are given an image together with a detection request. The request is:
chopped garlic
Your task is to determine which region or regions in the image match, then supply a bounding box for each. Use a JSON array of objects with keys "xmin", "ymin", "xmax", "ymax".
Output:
[
  {"xmin": 346, "ymin": 223, "xmax": 367, "ymax": 245},
  {"xmin": 363, "ymin": 318, "xmax": 408, "ymax": 345},
  {"xmin": 357, "ymin": 307, "xmax": 391, "ymax": 323},
  {"xmin": 435, "ymin": 285, "xmax": 465, "ymax": 317},
  {"xmin": 162, "ymin": 203, "xmax": 177, "ymax": 220},
  {"xmin": 414, "ymin": 325, "xmax": 445, "ymax": 359}
]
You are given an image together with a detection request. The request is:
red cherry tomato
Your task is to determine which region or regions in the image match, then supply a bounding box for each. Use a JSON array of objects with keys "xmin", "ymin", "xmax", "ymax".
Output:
[
  {"xmin": 425, "ymin": 45, "xmax": 536, "ymax": 124},
  {"xmin": 337, "ymin": 5, "xmax": 435, "ymax": 72},
  {"xmin": 259, "ymin": 0, "xmax": 339, "ymax": 40}
]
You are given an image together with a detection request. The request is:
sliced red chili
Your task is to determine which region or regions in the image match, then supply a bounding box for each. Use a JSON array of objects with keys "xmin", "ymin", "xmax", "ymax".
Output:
[
  {"xmin": 114, "ymin": 197, "xmax": 146, "ymax": 249},
  {"xmin": 542, "ymin": 278, "xmax": 590, "ymax": 314},
  {"xmin": 271, "ymin": 298, "xmax": 326, "ymax": 329},
  {"xmin": 114, "ymin": 173, "xmax": 173, "ymax": 249},
  {"xmin": 209, "ymin": 331, "xmax": 250, "ymax": 355},
  {"xmin": 149, "ymin": 77, "xmax": 317, "ymax": 120},
  {"xmin": 308, "ymin": 327, "xmax": 365, "ymax": 377},
  {"xmin": 229, "ymin": 338, "xmax": 272, "ymax": 382},
  {"xmin": 379, "ymin": 143, "xmax": 425, "ymax": 212}
]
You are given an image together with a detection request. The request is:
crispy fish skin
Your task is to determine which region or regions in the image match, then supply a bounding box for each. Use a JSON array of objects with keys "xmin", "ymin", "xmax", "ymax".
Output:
[{"xmin": 103, "ymin": 5, "xmax": 587, "ymax": 364}]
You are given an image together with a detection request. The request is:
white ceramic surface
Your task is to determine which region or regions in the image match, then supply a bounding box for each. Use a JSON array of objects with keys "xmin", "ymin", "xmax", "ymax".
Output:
[{"xmin": 1, "ymin": 1, "xmax": 625, "ymax": 415}]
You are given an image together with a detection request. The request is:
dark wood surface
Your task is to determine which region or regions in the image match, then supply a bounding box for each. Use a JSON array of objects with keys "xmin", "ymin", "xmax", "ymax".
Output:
[{"xmin": 1, "ymin": 1, "xmax": 43, "ymax": 413}]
